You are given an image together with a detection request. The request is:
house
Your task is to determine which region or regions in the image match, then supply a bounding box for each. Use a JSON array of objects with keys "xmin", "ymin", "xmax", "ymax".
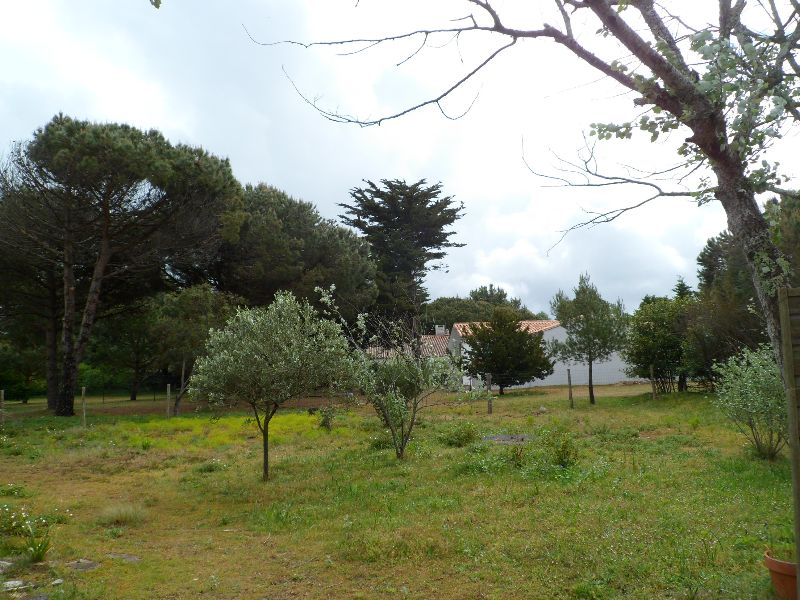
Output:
[
  {"xmin": 365, "ymin": 333, "xmax": 451, "ymax": 359},
  {"xmin": 449, "ymin": 320, "xmax": 634, "ymax": 387}
]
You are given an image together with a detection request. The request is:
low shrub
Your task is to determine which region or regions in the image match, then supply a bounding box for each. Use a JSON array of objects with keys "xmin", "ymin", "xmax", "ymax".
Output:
[
  {"xmin": 714, "ymin": 344, "xmax": 786, "ymax": 460},
  {"xmin": 0, "ymin": 504, "xmax": 53, "ymax": 561},
  {"xmin": 537, "ymin": 421, "xmax": 579, "ymax": 468},
  {"xmin": 318, "ymin": 406, "xmax": 336, "ymax": 431}
]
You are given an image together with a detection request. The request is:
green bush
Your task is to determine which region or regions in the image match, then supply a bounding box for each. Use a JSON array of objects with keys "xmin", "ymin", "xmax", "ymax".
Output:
[
  {"xmin": 438, "ymin": 421, "xmax": 479, "ymax": 447},
  {"xmin": 318, "ymin": 406, "xmax": 336, "ymax": 431},
  {"xmin": 714, "ymin": 344, "xmax": 786, "ymax": 460}
]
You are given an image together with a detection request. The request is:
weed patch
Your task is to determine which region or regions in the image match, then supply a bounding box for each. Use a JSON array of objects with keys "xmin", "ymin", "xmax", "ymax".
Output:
[{"xmin": 437, "ymin": 421, "xmax": 479, "ymax": 447}]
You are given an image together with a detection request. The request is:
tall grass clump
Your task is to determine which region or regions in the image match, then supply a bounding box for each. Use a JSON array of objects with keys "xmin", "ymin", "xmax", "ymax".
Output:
[{"xmin": 96, "ymin": 503, "xmax": 147, "ymax": 527}]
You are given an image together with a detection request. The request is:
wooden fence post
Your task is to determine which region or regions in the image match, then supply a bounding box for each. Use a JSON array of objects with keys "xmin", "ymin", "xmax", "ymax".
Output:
[
  {"xmin": 567, "ymin": 369, "xmax": 573, "ymax": 409},
  {"xmin": 81, "ymin": 387, "xmax": 87, "ymax": 428},
  {"xmin": 778, "ymin": 288, "xmax": 800, "ymax": 599},
  {"xmin": 486, "ymin": 374, "xmax": 493, "ymax": 415},
  {"xmin": 650, "ymin": 364, "xmax": 657, "ymax": 401}
]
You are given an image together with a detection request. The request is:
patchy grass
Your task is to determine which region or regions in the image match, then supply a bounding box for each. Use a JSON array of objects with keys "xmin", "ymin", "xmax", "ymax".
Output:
[{"xmin": 0, "ymin": 388, "xmax": 789, "ymax": 598}]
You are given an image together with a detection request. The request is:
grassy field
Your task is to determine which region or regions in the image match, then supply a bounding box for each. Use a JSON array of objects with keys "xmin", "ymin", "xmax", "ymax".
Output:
[{"xmin": 0, "ymin": 385, "xmax": 793, "ymax": 599}]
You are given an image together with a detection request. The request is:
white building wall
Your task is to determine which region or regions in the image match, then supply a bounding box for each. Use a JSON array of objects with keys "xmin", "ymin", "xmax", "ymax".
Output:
[
  {"xmin": 533, "ymin": 326, "xmax": 633, "ymax": 386},
  {"xmin": 451, "ymin": 325, "xmax": 636, "ymax": 388}
]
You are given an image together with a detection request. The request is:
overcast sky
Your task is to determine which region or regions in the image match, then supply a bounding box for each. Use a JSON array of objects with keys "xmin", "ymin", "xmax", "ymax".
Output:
[{"xmin": 5, "ymin": 1, "xmax": 793, "ymax": 315}]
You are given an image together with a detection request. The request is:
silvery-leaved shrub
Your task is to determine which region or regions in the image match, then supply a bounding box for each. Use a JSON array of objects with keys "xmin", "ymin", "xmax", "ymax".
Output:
[{"xmin": 713, "ymin": 344, "xmax": 786, "ymax": 460}]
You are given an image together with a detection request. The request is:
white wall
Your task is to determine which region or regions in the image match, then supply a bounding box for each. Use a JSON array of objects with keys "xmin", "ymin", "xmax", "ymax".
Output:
[
  {"xmin": 452, "ymin": 325, "xmax": 637, "ymax": 388},
  {"xmin": 533, "ymin": 326, "xmax": 633, "ymax": 386}
]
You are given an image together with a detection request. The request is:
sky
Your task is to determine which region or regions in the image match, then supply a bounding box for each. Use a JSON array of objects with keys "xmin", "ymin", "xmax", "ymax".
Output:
[{"xmin": 3, "ymin": 0, "xmax": 788, "ymax": 315}]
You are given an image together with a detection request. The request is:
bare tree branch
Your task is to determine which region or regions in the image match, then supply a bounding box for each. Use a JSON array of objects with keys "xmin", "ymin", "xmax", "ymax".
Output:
[{"xmin": 281, "ymin": 37, "xmax": 515, "ymax": 126}]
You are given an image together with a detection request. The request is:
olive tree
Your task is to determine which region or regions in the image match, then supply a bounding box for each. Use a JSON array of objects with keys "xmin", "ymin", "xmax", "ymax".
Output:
[
  {"xmin": 320, "ymin": 290, "xmax": 461, "ymax": 460},
  {"xmin": 191, "ymin": 291, "xmax": 356, "ymax": 480},
  {"xmin": 359, "ymin": 351, "xmax": 460, "ymax": 459},
  {"xmin": 714, "ymin": 344, "xmax": 787, "ymax": 460}
]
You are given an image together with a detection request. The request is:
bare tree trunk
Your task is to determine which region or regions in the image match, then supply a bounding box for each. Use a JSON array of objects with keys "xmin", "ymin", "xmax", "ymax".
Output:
[{"xmin": 588, "ymin": 358, "xmax": 595, "ymax": 405}]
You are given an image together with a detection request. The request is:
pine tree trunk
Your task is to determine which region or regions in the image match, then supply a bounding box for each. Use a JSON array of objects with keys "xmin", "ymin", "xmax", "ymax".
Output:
[
  {"xmin": 57, "ymin": 206, "xmax": 113, "ymax": 416},
  {"xmin": 588, "ymin": 359, "xmax": 595, "ymax": 405},
  {"xmin": 57, "ymin": 217, "xmax": 77, "ymax": 417},
  {"xmin": 129, "ymin": 375, "xmax": 140, "ymax": 402}
]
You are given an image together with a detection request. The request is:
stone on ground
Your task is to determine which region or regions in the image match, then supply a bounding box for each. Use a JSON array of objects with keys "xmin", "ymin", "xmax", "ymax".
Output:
[{"xmin": 65, "ymin": 558, "xmax": 100, "ymax": 571}]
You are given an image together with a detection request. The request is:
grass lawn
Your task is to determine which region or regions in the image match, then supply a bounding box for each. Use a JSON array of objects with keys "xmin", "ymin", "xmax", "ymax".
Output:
[{"xmin": 0, "ymin": 385, "xmax": 792, "ymax": 599}]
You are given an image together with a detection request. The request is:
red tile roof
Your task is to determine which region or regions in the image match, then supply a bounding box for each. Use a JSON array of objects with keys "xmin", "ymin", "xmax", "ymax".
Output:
[
  {"xmin": 453, "ymin": 320, "xmax": 560, "ymax": 337},
  {"xmin": 365, "ymin": 334, "xmax": 451, "ymax": 359},
  {"xmin": 420, "ymin": 334, "xmax": 450, "ymax": 357}
]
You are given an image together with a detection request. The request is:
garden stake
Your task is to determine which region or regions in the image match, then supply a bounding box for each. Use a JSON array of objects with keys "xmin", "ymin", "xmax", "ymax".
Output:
[
  {"xmin": 486, "ymin": 373, "xmax": 492, "ymax": 415},
  {"xmin": 778, "ymin": 287, "xmax": 800, "ymax": 599},
  {"xmin": 568, "ymin": 369, "xmax": 573, "ymax": 409}
]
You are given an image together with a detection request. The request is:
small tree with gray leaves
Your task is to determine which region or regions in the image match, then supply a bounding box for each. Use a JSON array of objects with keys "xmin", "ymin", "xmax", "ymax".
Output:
[
  {"xmin": 359, "ymin": 350, "xmax": 459, "ymax": 459},
  {"xmin": 320, "ymin": 290, "xmax": 460, "ymax": 460},
  {"xmin": 191, "ymin": 291, "xmax": 356, "ymax": 480}
]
